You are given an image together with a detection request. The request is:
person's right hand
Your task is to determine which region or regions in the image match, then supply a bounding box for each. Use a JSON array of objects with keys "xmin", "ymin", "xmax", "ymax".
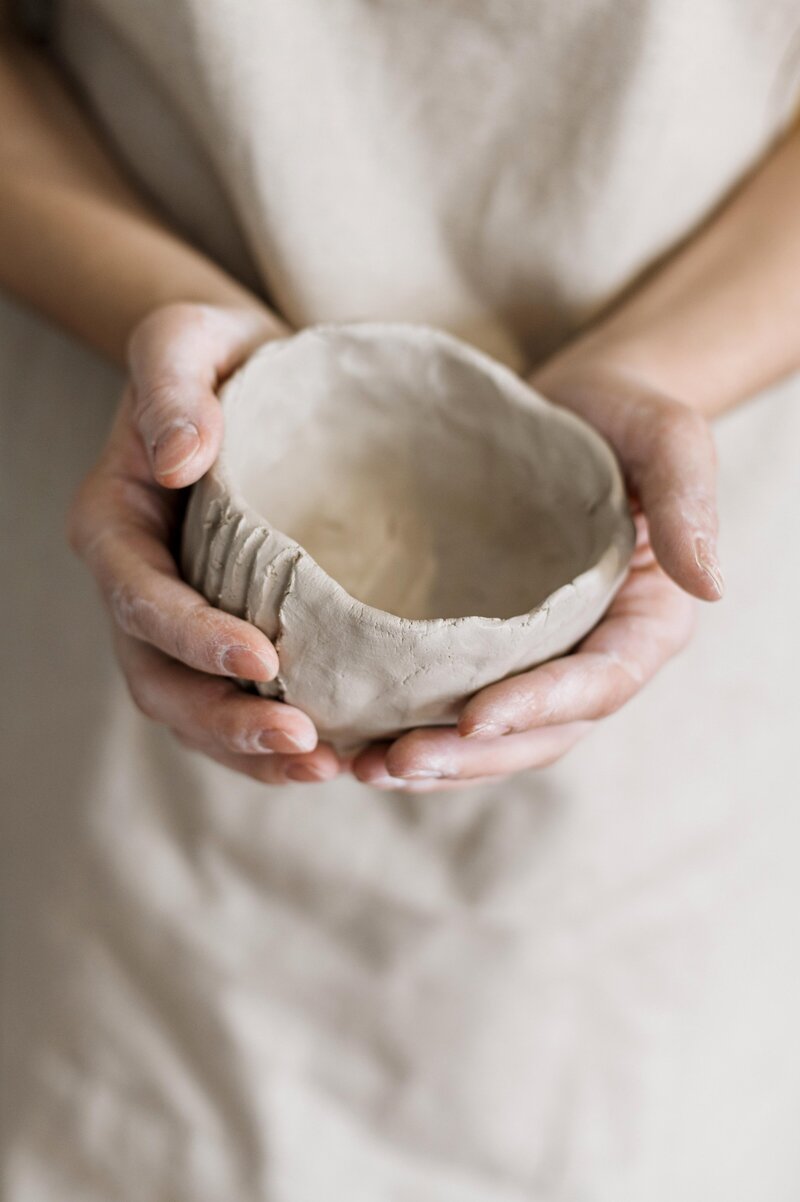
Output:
[{"xmin": 68, "ymin": 302, "xmax": 342, "ymax": 785}]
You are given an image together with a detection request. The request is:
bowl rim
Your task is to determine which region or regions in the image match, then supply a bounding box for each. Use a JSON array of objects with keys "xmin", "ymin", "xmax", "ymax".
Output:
[{"xmin": 200, "ymin": 320, "xmax": 635, "ymax": 631}]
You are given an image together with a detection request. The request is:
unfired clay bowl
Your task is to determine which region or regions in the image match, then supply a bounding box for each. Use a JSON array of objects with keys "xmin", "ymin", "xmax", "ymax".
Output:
[{"xmin": 182, "ymin": 323, "xmax": 635, "ymax": 750}]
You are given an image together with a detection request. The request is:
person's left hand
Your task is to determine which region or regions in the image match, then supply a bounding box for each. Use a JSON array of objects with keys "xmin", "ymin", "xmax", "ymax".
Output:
[
  {"xmin": 68, "ymin": 302, "xmax": 344, "ymax": 786},
  {"xmin": 352, "ymin": 356, "xmax": 724, "ymax": 793}
]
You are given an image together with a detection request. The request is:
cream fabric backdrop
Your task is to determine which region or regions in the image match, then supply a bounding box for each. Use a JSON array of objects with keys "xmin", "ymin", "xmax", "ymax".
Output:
[
  {"xmin": 3, "ymin": 0, "xmax": 800, "ymax": 1196},
  {"xmin": 3, "ymin": 299, "xmax": 800, "ymax": 1202}
]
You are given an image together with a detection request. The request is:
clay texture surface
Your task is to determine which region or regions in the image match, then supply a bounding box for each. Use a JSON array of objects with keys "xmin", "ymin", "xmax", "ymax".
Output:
[{"xmin": 182, "ymin": 323, "xmax": 635, "ymax": 748}]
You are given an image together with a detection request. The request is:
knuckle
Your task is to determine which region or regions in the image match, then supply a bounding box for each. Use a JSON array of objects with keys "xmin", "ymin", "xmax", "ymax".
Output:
[
  {"xmin": 599, "ymin": 652, "xmax": 646, "ymax": 710},
  {"xmin": 521, "ymin": 682, "xmax": 559, "ymax": 725}
]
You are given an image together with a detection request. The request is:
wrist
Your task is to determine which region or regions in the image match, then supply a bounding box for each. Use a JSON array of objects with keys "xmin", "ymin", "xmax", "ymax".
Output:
[
  {"xmin": 531, "ymin": 325, "xmax": 723, "ymax": 420},
  {"xmin": 126, "ymin": 301, "xmax": 291, "ymax": 402},
  {"xmin": 128, "ymin": 295, "xmax": 286, "ymax": 350},
  {"xmin": 120, "ymin": 252, "xmax": 285, "ymax": 355}
]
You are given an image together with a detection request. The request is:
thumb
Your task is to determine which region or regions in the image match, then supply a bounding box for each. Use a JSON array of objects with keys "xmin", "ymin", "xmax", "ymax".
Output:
[
  {"xmin": 532, "ymin": 360, "xmax": 725, "ymax": 603},
  {"xmin": 630, "ymin": 401, "xmax": 725, "ymax": 602},
  {"xmin": 127, "ymin": 303, "xmax": 276, "ymax": 489},
  {"xmin": 134, "ymin": 374, "xmax": 223, "ymax": 490}
]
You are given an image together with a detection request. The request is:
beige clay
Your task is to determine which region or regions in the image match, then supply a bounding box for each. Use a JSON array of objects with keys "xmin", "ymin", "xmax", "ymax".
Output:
[{"xmin": 182, "ymin": 323, "xmax": 635, "ymax": 749}]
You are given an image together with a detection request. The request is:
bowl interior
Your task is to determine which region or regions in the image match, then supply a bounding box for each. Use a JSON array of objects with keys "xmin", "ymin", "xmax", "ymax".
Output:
[{"xmin": 222, "ymin": 330, "xmax": 621, "ymax": 621}]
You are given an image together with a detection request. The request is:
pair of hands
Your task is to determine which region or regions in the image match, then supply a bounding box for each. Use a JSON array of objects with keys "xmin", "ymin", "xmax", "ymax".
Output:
[{"xmin": 68, "ymin": 303, "xmax": 724, "ymax": 793}]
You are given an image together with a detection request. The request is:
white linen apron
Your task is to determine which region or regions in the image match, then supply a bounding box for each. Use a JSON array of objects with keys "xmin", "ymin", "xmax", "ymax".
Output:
[{"xmin": 3, "ymin": 2, "xmax": 800, "ymax": 1198}]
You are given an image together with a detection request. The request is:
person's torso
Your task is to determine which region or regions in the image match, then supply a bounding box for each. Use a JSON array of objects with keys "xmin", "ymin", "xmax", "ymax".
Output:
[{"xmin": 49, "ymin": 0, "xmax": 800, "ymax": 368}]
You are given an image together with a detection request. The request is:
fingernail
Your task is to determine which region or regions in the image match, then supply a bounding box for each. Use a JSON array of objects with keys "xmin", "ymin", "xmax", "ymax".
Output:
[
  {"xmin": 221, "ymin": 645, "xmax": 277, "ymax": 680},
  {"xmin": 258, "ymin": 729, "xmax": 315, "ymax": 754},
  {"xmin": 286, "ymin": 763, "xmax": 329, "ymax": 783},
  {"xmin": 391, "ymin": 767, "xmax": 447, "ymax": 780},
  {"xmin": 460, "ymin": 722, "xmax": 512, "ymax": 740},
  {"xmin": 365, "ymin": 774, "xmax": 439, "ymax": 793},
  {"xmin": 693, "ymin": 536, "xmax": 725, "ymax": 598},
  {"xmin": 364, "ymin": 773, "xmax": 414, "ymax": 790},
  {"xmin": 153, "ymin": 421, "xmax": 201, "ymax": 476}
]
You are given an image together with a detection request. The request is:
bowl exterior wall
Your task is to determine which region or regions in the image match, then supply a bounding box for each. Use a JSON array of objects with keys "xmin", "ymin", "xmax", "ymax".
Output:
[{"xmin": 183, "ymin": 470, "xmax": 633, "ymax": 751}]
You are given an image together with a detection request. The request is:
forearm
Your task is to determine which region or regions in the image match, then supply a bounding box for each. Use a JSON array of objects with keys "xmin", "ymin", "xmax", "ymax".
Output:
[
  {"xmin": 0, "ymin": 32, "xmax": 282, "ymax": 364},
  {"xmin": 541, "ymin": 119, "xmax": 800, "ymax": 418}
]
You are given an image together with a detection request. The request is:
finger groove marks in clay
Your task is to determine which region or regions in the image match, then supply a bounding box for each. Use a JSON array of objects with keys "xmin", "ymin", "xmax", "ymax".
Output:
[{"xmin": 272, "ymin": 551, "xmax": 303, "ymax": 704}]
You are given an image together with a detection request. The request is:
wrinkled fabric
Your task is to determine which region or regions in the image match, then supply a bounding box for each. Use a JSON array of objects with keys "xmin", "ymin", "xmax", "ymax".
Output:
[
  {"xmin": 51, "ymin": 0, "xmax": 800, "ymax": 367},
  {"xmin": 3, "ymin": 2, "xmax": 800, "ymax": 1199}
]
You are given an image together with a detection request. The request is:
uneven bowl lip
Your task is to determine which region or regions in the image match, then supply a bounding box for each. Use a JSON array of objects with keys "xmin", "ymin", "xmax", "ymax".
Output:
[{"xmin": 208, "ymin": 320, "xmax": 634, "ymax": 631}]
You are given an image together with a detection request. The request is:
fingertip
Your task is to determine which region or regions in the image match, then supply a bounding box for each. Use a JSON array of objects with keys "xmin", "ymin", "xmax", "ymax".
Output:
[
  {"xmin": 272, "ymin": 707, "xmax": 319, "ymax": 749},
  {"xmin": 351, "ymin": 742, "xmax": 392, "ymax": 783},
  {"xmin": 457, "ymin": 716, "xmax": 512, "ymax": 740},
  {"xmin": 285, "ymin": 762, "xmax": 336, "ymax": 783},
  {"xmin": 259, "ymin": 725, "xmax": 317, "ymax": 755},
  {"xmin": 692, "ymin": 534, "xmax": 725, "ymax": 601},
  {"xmin": 384, "ymin": 736, "xmax": 437, "ymax": 780},
  {"xmin": 284, "ymin": 744, "xmax": 342, "ymax": 783},
  {"xmin": 656, "ymin": 534, "xmax": 725, "ymax": 603},
  {"xmin": 221, "ymin": 643, "xmax": 279, "ymax": 682},
  {"xmin": 646, "ymin": 498, "xmax": 724, "ymax": 603},
  {"xmin": 686, "ymin": 573, "xmax": 725, "ymax": 603}
]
